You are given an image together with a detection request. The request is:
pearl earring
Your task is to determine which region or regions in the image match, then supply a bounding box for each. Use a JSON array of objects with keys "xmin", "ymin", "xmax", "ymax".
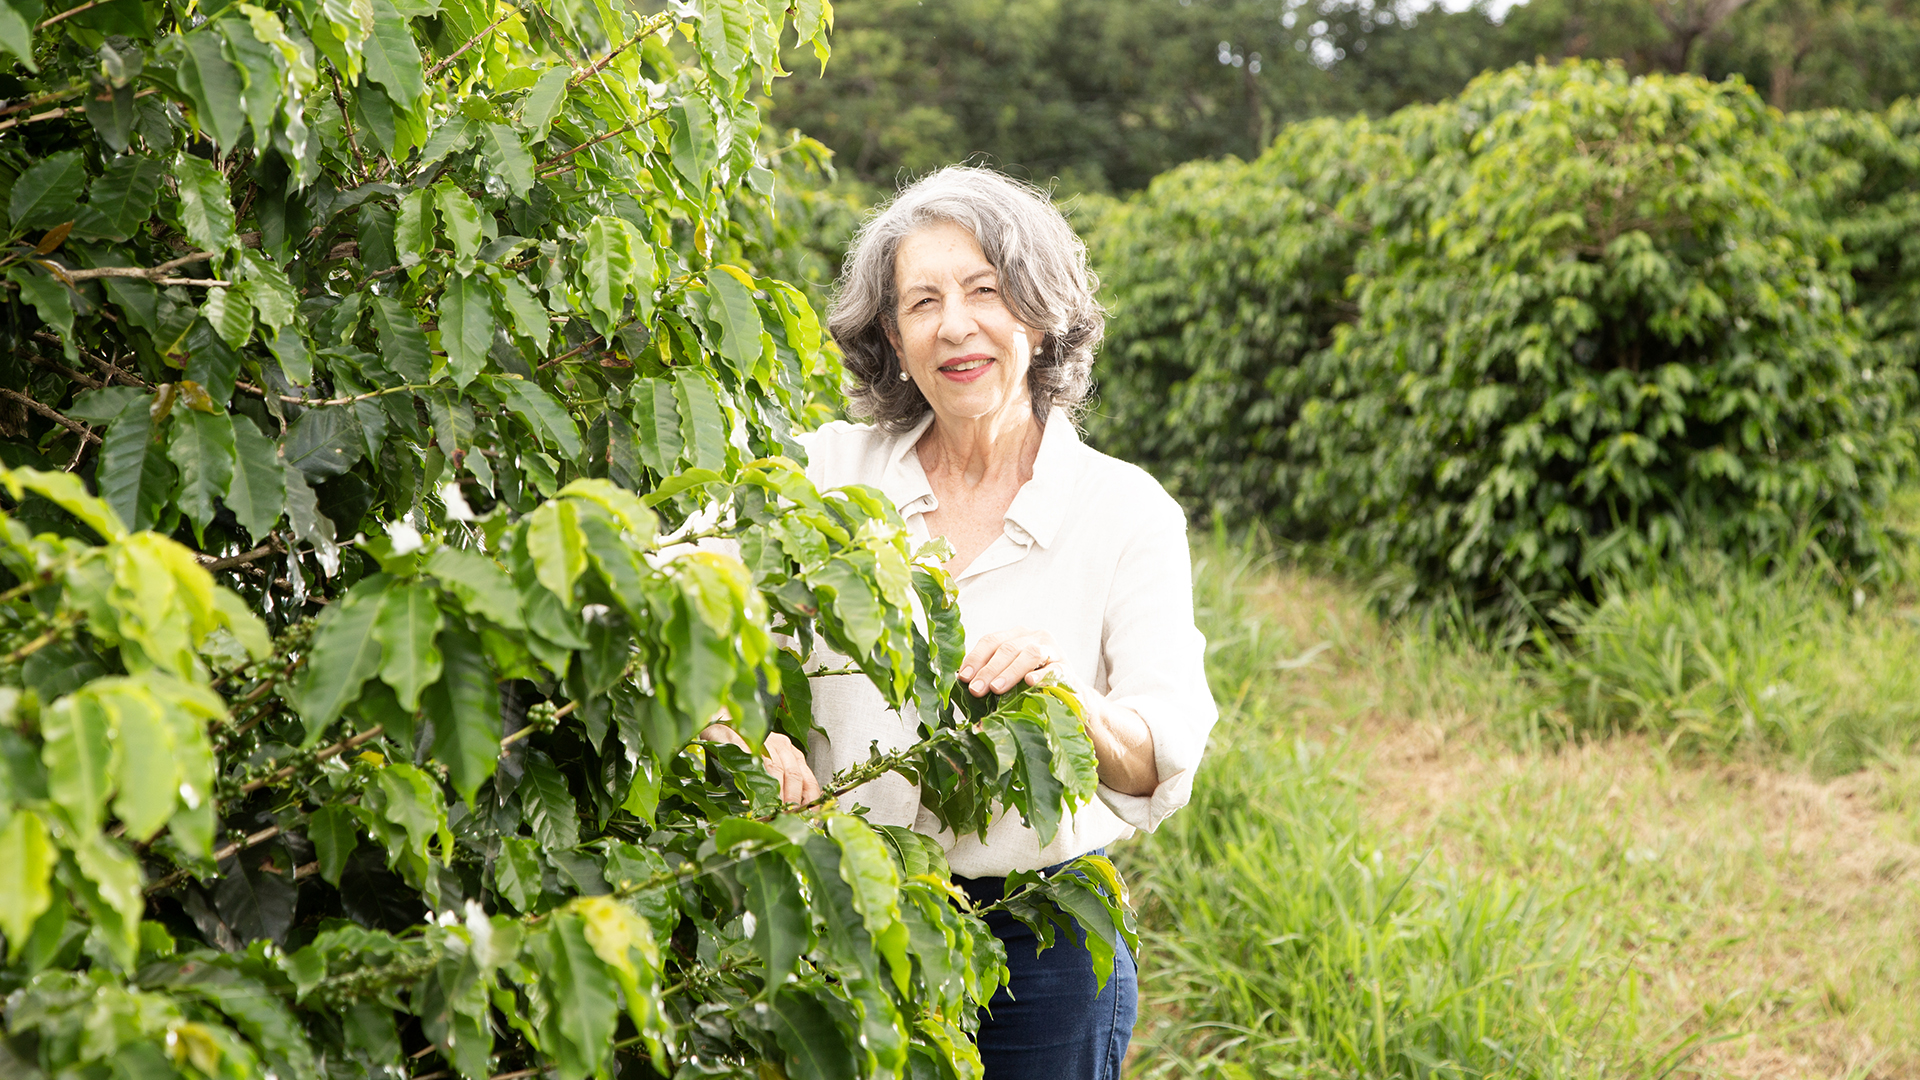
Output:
[
  {"xmin": 897, "ymin": 367, "xmax": 911, "ymax": 382},
  {"xmin": 1033, "ymin": 344, "xmax": 1043, "ymax": 356}
]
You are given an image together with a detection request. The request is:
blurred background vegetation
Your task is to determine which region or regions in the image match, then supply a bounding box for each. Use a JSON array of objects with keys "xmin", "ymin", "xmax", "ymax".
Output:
[{"xmin": 766, "ymin": 0, "xmax": 1920, "ymax": 195}]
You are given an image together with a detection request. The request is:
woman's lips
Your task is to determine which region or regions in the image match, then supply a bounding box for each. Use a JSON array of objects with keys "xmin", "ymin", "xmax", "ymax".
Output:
[{"xmin": 938, "ymin": 356, "xmax": 994, "ymax": 383}]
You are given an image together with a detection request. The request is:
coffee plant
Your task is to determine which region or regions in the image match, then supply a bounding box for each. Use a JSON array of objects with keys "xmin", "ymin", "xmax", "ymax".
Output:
[
  {"xmin": 1090, "ymin": 62, "xmax": 1916, "ymax": 622},
  {"xmin": 0, "ymin": 2, "xmax": 1129, "ymax": 1079}
]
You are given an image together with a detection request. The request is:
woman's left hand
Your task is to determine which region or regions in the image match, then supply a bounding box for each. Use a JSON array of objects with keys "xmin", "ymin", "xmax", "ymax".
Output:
[{"xmin": 959, "ymin": 627, "xmax": 1065, "ymax": 697}]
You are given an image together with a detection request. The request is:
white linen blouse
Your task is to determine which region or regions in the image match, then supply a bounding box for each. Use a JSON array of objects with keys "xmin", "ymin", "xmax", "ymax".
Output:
[{"xmin": 797, "ymin": 409, "xmax": 1218, "ymax": 879}]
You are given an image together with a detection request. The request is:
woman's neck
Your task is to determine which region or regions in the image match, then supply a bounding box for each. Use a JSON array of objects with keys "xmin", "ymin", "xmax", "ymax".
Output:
[{"xmin": 917, "ymin": 407, "xmax": 1044, "ymax": 489}]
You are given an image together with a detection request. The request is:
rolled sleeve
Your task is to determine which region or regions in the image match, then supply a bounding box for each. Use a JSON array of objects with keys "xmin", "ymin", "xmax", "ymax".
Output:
[{"xmin": 1092, "ymin": 495, "xmax": 1217, "ymax": 832}]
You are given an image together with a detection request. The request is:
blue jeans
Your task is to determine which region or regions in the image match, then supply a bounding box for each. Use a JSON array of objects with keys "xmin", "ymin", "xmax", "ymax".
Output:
[{"xmin": 954, "ymin": 854, "xmax": 1139, "ymax": 1080}]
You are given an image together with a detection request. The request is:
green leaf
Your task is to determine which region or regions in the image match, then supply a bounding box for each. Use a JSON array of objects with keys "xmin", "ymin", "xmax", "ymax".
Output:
[
  {"xmin": 827, "ymin": 812, "xmax": 900, "ymax": 936},
  {"xmin": 0, "ymin": 810, "xmax": 55, "ymax": 946},
  {"xmin": 440, "ymin": 274, "xmax": 493, "ymax": 388},
  {"xmin": 811, "ymin": 558, "xmax": 884, "ymax": 658},
  {"xmin": 737, "ymin": 852, "xmax": 808, "ymax": 993},
  {"xmin": 482, "ymin": 123, "xmax": 536, "ymax": 197},
  {"xmin": 293, "ymin": 577, "xmax": 390, "ymax": 743},
  {"xmin": 176, "ymin": 31, "xmax": 248, "ymax": 149},
  {"xmin": 8, "ymin": 267, "xmax": 76, "ymax": 358},
  {"xmin": 68, "ymin": 831, "xmax": 142, "ymax": 965},
  {"xmin": 769, "ymin": 986, "xmax": 860, "ymax": 1080},
  {"xmin": 496, "ymin": 275, "xmax": 551, "ymax": 350},
  {"xmin": 631, "ymin": 378, "xmax": 683, "ymax": 474},
  {"xmin": 520, "ymin": 749, "xmax": 579, "ymax": 850},
  {"xmin": 372, "ymin": 580, "xmax": 444, "ymax": 711},
  {"xmin": 0, "ymin": 465, "xmax": 127, "ymax": 541},
  {"xmin": 434, "ymin": 182, "xmax": 483, "ymax": 261},
  {"xmin": 424, "ymin": 623, "xmax": 499, "ymax": 805},
  {"xmin": 71, "ymin": 155, "xmax": 166, "ymax": 241},
  {"xmin": 42, "ymin": 695, "xmax": 112, "ymax": 831},
  {"xmin": 493, "ymin": 376, "xmax": 583, "ymax": 462},
  {"xmin": 418, "ymin": 114, "xmax": 476, "ymax": 167},
  {"xmin": 525, "ymin": 500, "xmax": 587, "ymax": 601},
  {"xmin": 282, "ymin": 406, "xmax": 363, "ymax": 481},
  {"xmin": 707, "ymin": 266, "xmax": 765, "ymax": 379},
  {"xmin": 98, "ymin": 398, "xmax": 170, "ymax": 533},
  {"xmin": 395, "ymin": 187, "xmax": 435, "ymax": 267},
  {"xmin": 167, "ymin": 410, "xmax": 237, "ymax": 542},
  {"xmin": 530, "ymin": 914, "xmax": 620, "ymax": 1080},
  {"xmin": 202, "ymin": 286, "xmax": 254, "ymax": 349},
  {"xmin": 309, "ymin": 804, "xmax": 360, "ymax": 888},
  {"xmin": 673, "ymin": 370, "xmax": 727, "ymax": 473},
  {"xmin": 425, "ymin": 547, "xmax": 523, "ymax": 628},
  {"xmin": 10, "ymin": 151, "xmax": 84, "ymax": 232},
  {"xmin": 0, "ymin": 3, "xmax": 36, "ymax": 72},
  {"xmin": 495, "ymin": 835, "xmax": 542, "ymax": 910},
  {"xmin": 520, "ymin": 66, "xmax": 570, "ymax": 140},
  {"xmin": 225, "ymin": 416, "xmax": 286, "ymax": 541},
  {"xmin": 579, "ymin": 216, "xmax": 636, "ymax": 333},
  {"xmin": 174, "ymin": 153, "xmax": 237, "ymax": 251},
  {"xmin": 240, "ymin": 252, "xmax": 298, "ymax": 329},
  {"xmin": 363, "ymin": 0, "xmax": 426, "ymax": 112},
  {"xmin": 371, "ymin": 297, "xmax": 432, "ymax": 382},
  {"xmin": 108, "ymin": 684, "xmax": 181, "ymax": 841}
]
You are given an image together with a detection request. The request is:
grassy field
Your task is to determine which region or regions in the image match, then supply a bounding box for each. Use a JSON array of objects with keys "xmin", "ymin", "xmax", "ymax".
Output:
[{"xmin": 1119, "ymin": 534, "xmax": 1920, "ymax": 1079}]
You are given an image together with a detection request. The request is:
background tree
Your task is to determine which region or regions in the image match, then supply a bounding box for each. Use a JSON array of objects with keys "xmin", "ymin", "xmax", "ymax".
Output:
[{"xmin": 0, "ymin": 2, "xmax": 1126, "ymax": 1079}]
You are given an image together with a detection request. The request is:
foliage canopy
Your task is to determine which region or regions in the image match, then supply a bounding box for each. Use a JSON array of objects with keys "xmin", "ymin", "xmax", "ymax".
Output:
[
  {"xmin": 1088, "ymin": 61, "xmax": 1915, "ymax": 620},
  {"xmin": 0, "ymin": 2, "xmax": 1126, "ymax": 1079}
]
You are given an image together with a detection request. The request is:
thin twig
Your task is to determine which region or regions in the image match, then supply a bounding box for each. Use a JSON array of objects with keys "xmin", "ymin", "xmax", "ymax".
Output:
[
  {"xmin": 427, "ymin": 6, "xmax": 520, "ymax": 78},
  {"xmin": 25, "ymin": 352, "xmax": 106, "ymax": 389},
  {"xmin": 536, "ymin": 118, "xmax": 641, "ymax": 173},
  {"xmin": 0, "ymin": 88, "xmax": 156, "ymax": 133},
  {"xmin": 155, "ymin": 277, "xmax": 231, "ymax": 287},
  {"xmin": 568, "ymin": 11, "xmax": 677, "ymax": 88},
  {"xmin": 37, "ymin": 0, "xmax": 105, "ymax": 29},
  {"xmin": 0, "ymin": 387, "xmax": 101, "ymax": 445},
  {"xmin": 234, "ymin": 381, "xmax": 437, "ymax": 407},
  {"xmin": 239, "ymin": 725, "xmax": 387, "ymax": 794},
  {"xmin": 2, "ymin": 615, "xmax": 77, "ymax": 665},
  {"xmin": 0, "ymin": 83, "xmax": 85, "ymax": 119},
  {"xmin": 62, "ymin": 251, "xmax": 218, "ymax": 282},
  {"xmin": 200, "ymin": 542, "xmax": 280, "ymax": 571}
]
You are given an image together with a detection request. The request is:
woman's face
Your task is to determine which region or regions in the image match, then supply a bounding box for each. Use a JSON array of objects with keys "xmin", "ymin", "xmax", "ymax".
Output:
[{"xmin": 886, "ymin": 221, "xmax": 1035, "ymax": 428}]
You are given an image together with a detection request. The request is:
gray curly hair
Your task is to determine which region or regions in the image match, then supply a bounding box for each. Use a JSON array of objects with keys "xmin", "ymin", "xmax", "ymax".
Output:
[{"xmin": 826, "ymin": 166, "xmax": 1105, "ymax": 431}]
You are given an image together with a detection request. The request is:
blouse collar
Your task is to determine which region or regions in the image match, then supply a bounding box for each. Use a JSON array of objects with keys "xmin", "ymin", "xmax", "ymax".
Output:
[{"xmin": 873, "ymin": 408, "xmax": 1084, "ymax": 550}]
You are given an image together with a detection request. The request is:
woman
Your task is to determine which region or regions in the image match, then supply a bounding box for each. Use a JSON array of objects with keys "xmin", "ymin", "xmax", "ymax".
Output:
[{"xmin": 730, "ymin": 166, "xmax": 1218, "ymax": 1078}]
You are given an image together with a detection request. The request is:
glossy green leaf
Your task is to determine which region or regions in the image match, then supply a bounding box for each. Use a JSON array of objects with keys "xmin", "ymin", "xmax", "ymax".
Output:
[
  {"xmin": 97, "ymin": 398, "xmax": 170, "ymax": 533},
  {"xmin": 737, "ymin": 851, "xmax": 808, "ymax": 992},
  {"xmin": 424, "ymin": 623, "xmax": 499, "ymax": 805},
  {"xmin": 493, "ymin": 376, "xmax": 583, "ymax": 462},
  {"xmin": 108, "ymin": 686, "xmax": 180, "ymax": 840},
  {"xmin": 668, "ymin": 96, "xmax": 718, "ymax": 187},
  {"xmin": 0, "ymin": 810, "xmax": 55, "ymax": 946},
  {"xmin": 362, "ymin": 0, "xmax": 426, "ymax": 113},
  {"xmin": 395, "ymin": 187, "xmax": 435, "ymax": 267},
  {"xmin": 495, "ymin": 835, "xmax": 543, "ymax": 911},
  {"xmin": 173, "ymin": 153, "xmax": 237, "ymax": 251},
  {"xmin": 42, "ymin": 695, "xmax": 112, "ymax": 831},
  {"xmin": 71, "ymin": 155, "xmax": 166, "ymax": 241},
  {"xmin": 631, "ymin": 378, "xmax": 683, "ymax": 474},
  {"xmin": 293, "ymin": 577, "xmax": 390, "ymax": 742},
  {"xmin": 707, "ymin": 266, "xmax": 764, "ymax": 379},
  {"xmin": 440, "ymin": 274, "xmax": 493, "ymax": 388},
  {"xmin": 372, "ymin": 580, "xmax": 443, "ymax": 711},
  {"xmin": 673, "ymin": 370, "xmax": 727, "ymax": 473},
  {"xmin": 225, "ymin": 415, "xmax": 286, "ymax": 542},
  {"xmin": 167, "ymin": 409, "xmax": 236, "ymax": 542},
  {"xmin": 520, "ymin": 66, "xmax": 570, "ymax": 140},
  {"xmin": 309, "ymin": 804, "xmax": 360, "ymax": 887},
  {"xmin": 10, "ymin": 151, "xmax": 85, "ymax": 232},
  {"xmin": 176, "ymin": 30, "xmax": 248, "ymax": 148},
  {"xmin": 520, "ymin": 749, "xmax": 579, "ymax": 850},
  {"xmin": 530, "ymin": 914, "xmax": 619, "ymax": 1080},
  {"xmin": 482, "ymin": 123, "xmax": 536, "ymax": 197},
  {"xmin": 525, "ymin": 500, "xmax": 586, "ymax": 601},
  {"xmin": 768, "ymin": 987, "xmax": 859, "ymax": 1080},
  {"xmin": 434, "ymin": 182, "xmax": 483, "ymax": 261},
  {"xmin": 8, "ymin": 267, "xmax": 76, "ymax": 359}
]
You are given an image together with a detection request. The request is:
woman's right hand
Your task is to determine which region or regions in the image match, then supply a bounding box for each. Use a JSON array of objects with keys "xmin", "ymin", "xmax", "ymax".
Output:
[{"xmin": 699, "ymin": 724, "xmax": 822, "ymax": 807}]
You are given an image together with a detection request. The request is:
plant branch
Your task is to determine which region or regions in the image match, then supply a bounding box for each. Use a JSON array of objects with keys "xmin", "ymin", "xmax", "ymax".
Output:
[
  {"xmin": 200, "ymin": 542, "xmax": 281, "ymax": 571},
  {"xmin": 0, "ymin": 83, "xmax": 85, "ymax": 119},
  {"xmin": 0, "ymin": 88, "xmax": 157, "ymax": 133},
  {"xmin": 427, "ymin": 6, "xmax": 520, "ymax": 77},
  {"xmin": 2, "ymin": 614, "xmax": 79, "ymax": 665},
  {"xmin": 238, "ymin": 725, "xmax": 387, "ymax": 794},
  {"xmin": 235, "ymin": 381, "xmax": 438, "ymax": 407},
  {"xmin": 536, "ymin": 119, "xmax": 642, "ymax": 173},
  {"xmin": 25, "ymin": 352, "xmax": 106, "ymax": 389},
  {"xmin": 0, "ymin": 387, "xmax": 101, "ymax": 445},
  {"xmin": 568, "ymin": 11, "xmax": 678, "ymax": 88},
  {"xmin": 62, "ymin": 252, "xmax": 218, "ymax": 282},
  {"xmin": 38, "ymin": 0, "xmax": 105, "ymax": 29}
]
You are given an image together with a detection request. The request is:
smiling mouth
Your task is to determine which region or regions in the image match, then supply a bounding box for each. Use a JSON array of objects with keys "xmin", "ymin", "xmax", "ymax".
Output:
[{"xmin": 941, "ymin": 358, "xmax": 992, "ymax": 372}]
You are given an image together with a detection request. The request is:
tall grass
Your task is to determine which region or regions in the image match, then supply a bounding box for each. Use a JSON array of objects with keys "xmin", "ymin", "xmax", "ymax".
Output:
[
  {"xmin": 1532, "ymin": 551, "xmax": 1920, "ymax": 772},
  {"xmin": 1120, "ymin": 534, "xmax": 1634, "ymax": 1079}
]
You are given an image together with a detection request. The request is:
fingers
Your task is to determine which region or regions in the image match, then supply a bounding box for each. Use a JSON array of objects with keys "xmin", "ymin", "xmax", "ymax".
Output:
[
  {"xmin": 958, "ymin": 628, "xmax": 1062, "ymax": 696},
  {"xmin": 699, "ymin": 722, "xmax": 749, "ymax": 750},
  {"xmin": 764, "ymin": 733, "xmax": 821, "ymax": 807}
]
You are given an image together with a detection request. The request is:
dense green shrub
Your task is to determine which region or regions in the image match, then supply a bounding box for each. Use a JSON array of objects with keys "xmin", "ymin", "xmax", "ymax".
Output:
[
  {"xmin": 0, "ymin": 3, "xmax": 1122, "ymax": 1080},
  {"xmin": 1090, "ymin": 62, "xmax": 1915, "ymax": 619}
]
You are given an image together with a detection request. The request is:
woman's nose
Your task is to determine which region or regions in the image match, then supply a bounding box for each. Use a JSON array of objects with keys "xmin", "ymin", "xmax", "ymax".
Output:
[{"xmin": 937, "ymin": 298, "xmax": 977, "ymax": 342}]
